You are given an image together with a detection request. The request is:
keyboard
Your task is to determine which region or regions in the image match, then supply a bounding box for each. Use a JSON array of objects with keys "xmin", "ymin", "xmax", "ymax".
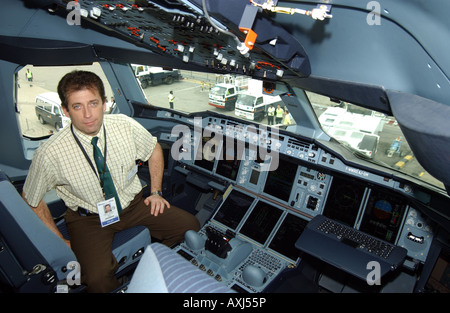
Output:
[
  {"xmin": 316, "ymin": 218, "xmax": 395, "ymax": 259},
  {"xmin": 295, "ymin": 215, "xmax": 407, "ymax": 281}
]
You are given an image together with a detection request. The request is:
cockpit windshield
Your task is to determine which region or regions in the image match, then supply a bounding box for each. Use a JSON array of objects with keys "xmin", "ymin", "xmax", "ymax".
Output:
[
  {"xmin": 15, "ymin": 64, "xmax": 444, "ymax": 191},
  {"xmin": 306, "ymin": 92, "xmax": 444, "ymax": 190},
  {"xmin": 133, "ymin": 68, "xmax": 445, "ymax": 191}
]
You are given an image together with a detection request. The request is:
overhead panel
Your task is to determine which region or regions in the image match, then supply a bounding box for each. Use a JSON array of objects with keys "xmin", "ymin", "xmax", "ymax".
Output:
[{"xmin": 41, "ymin": 0, "xmax": 312, "ymax": 81}]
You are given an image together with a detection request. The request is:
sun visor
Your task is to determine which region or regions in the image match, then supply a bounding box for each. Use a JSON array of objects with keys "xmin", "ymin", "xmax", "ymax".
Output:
[
  {"xmin": 0, "ymin": 36, "xmax": 95, "ymax": 66},
  {"xmin": 388, "ymin": 90, "xmax": 450, "ymax": 192}
]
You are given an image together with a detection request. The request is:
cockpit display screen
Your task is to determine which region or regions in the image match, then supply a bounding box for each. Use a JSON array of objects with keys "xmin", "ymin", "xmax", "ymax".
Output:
[
  {"xmin": 215, "ymin": 139, "xmax": 242, "ymax": 181},
  {"xmin": 268, "ymin": 213, "xmax": 308, "ymax": 261},
  {"xmin": 213, "ymin": 189, "xmax": 255, "ymax": 231},
  {"xmin": 263, "ymin": 158, "xmax": 297, "ymax": 202},
  {"xmin": 239, "ymin": 200, "xmax": 283, "ymax": 245},
  {"xmin": 359, "ymin": 189, "xmax": 407, "ymax": 243},
  {"xmin": 323, "ymin": 176, "xmax": 366, "ymax": 227},
  {"xmin": 194, "ymin": 136, "xmax": 217, "ymax": 172}
]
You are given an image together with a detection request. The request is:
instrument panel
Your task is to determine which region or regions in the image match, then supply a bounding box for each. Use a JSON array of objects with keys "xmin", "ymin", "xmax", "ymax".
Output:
[{"xmin": 159, "ymin": 112, "xmax": 435, "ymax": 292}]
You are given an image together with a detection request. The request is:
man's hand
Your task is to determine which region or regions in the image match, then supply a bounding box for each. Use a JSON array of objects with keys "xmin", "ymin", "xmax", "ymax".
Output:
[{"xmin": 144, "ymin": 194, "xmax": 170, "ymax": 216}]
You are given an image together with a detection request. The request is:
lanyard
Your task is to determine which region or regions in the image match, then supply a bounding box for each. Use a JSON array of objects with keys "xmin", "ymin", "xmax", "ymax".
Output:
[{"xmin": 71, "ymin": 124, "xmax": 108, "ymax": 190}]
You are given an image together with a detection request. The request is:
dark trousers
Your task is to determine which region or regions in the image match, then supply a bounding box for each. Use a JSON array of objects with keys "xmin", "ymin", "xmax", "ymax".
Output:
[{"xmin": 65, "ymin": 191, "xmax": 200, "ymax": 292}]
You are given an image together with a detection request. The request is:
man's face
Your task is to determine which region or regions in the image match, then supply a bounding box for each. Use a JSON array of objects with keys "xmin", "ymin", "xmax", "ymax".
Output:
[{"xmin": 62, "ymin": 88, "xmax": 106, "ymax": 136}]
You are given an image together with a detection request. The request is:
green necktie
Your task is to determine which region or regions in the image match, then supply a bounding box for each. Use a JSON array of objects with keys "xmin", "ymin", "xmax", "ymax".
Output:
[{"xmin": 91, "ymin": 136, "xmax": 122, "ymax": 214}]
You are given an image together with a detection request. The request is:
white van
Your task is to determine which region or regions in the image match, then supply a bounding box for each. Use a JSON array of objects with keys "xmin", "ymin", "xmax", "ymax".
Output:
[{"xmin": 35, "ymin": 92, "xmax": 70, "ymax": 131}]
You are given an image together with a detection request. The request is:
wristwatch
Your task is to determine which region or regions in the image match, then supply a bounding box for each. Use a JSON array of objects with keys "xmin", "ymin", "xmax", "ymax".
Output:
[{"xmin": 150, "ymin": 190, "xmax": 163, "ymax": 196}]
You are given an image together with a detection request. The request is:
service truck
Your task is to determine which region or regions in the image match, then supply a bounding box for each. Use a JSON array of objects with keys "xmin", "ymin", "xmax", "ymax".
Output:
[
  {"xmin": 131, "ymin": 64, "xmax": 182, "ymax": 88},
  {"xmin": 208, "ymin": 83, "xmax": 241, "ymax": 110},
  {"xmin": 234, "ymin": 92, "xmax": 282, "ymax": 121},
  {"xmin": 325, "ymin": 127, "xmax": 380, "ymax": 159},
  {"xmin": 319, "ymin": 106, "xmax": 384, "ymax": 135},
  {"xmin": 318, "ymin": 104, "xmax": 384, "ymax": 159}
]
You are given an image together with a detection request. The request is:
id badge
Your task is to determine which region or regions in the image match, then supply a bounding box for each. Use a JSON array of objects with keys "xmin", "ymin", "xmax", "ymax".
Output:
[{"xmin": 97, "ymin": 197, "xmax": 120, "ymax": 227}]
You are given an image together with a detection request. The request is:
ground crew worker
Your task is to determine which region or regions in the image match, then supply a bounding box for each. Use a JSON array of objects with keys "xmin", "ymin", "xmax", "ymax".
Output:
[
  {"xmin": 267, "ymin": 104, "xmax": 275, "ymax": 125},
  {"xmin": 275, "ymin": 104, "xmax": 284, "ymax": 124},
  {"xmin": 168, "ymin": 90, "xmax": 175, "ymax": 109},
  {"xmin": 26, "ymin": 69, "xmax": 33, "ymax": 87},
  {"xmin": 283, "ymin": 109, "xmax": 292, "ymax": 126}
]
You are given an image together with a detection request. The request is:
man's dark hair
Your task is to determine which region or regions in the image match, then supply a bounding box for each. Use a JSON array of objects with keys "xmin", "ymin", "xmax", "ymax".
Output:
[{"xmin": 57, "ymin": 70, "xmax": 106, "ymax": 109}]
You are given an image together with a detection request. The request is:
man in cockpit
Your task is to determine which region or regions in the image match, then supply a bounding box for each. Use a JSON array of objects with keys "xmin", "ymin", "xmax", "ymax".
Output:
[{"xmin": 21, "ymin": 70, "xmax": 200, "ymax": 293}]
